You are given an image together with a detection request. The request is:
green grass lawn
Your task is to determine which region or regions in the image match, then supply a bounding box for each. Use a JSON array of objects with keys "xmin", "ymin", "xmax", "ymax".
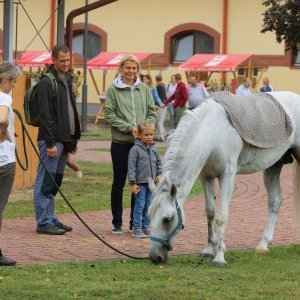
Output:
[
  {"xmin": 5, "ymin": 133, "xmax": 300, "ymax": 299},
  {"xmin": 0, "ymin": 245, "xmax": 299, "ymax": 299},
  {"xmin": 88, "ymin": 147, "xmax": 167, "ymax": 156},
  {"xmin": 80, "ymin": 123, "xmax": 112, "ymax": 140},
  {"xmin": 6, "ymin": 160, "xmax": 202, "ymax": 219}
]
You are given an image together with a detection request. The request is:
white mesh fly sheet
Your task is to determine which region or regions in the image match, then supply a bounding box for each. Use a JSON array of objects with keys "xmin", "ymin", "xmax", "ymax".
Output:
[{"xmin": 212, "ymin": 91, "xmax": 294, "ymax": 148}]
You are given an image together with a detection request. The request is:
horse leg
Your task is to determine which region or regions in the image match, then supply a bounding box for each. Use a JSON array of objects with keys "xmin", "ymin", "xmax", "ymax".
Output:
[
  {"xmin": 199, "ymin": 175, "xmax": 217, "ymax": 261},
  {"xmin": 212, "ymin": 166, "xmax": 237, "ymax": 267},
  {"xmin": 256, "ymin": 163, "xmax": 283, "ymax": 254}
]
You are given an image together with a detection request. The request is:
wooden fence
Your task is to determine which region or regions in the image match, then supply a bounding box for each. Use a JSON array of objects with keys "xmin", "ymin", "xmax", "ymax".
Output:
[{"xmin": 12, "ymin": 75, "xmax": 39, "ymax": 190}]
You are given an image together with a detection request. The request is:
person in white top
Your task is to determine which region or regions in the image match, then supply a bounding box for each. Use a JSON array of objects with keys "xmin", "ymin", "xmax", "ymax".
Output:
[
  {"xmin": 235, "ymin": 78, "xmax": 252, "ymax": 96},
  {"xmin": 0, "ymin": 61, "xmax": 21, "ymax": 266},
  {"xmin": 187, "ymin": 76, "xmax": 209, "ymax": 110},
  {"xmin": 165, "ymin": 75, "xmax": 177, "ymax": 130}
]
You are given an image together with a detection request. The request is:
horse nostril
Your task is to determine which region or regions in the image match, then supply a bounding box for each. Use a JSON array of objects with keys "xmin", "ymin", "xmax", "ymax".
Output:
[{"xmin": 157, "ymin": 256, "xmax": 164, "ymax": 264}]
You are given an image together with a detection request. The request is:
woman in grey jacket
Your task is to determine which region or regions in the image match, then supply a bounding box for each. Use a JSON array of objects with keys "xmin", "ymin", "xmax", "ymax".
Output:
[{"xmin": 104, "ymin": 55, "xmax": 156, "ymax": 234}]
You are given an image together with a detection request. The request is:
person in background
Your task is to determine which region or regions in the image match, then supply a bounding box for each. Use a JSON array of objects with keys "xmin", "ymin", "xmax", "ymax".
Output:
[
  {"xmin": 165, "ymin": 75, "xmax": 177, "ymax": 130},
  {"xmin": 0, "ymin": 61, "xmax": 21, "ymax": 266},
  {"xmin": 128, "ymin": 121, "xmax": 162, "ymax": 238},
  {"xmin": 105, "ymin": 55, "xmax": 156, "ymax": 234},
  {"xmin": 155, "ymin": 74, "xmax": 167, "ymax": 141},
  {"xmin": 142, "ymin": 74, "xmax": 163, "ymax": 106},
  {"xmin": 163, "ymin": 73, "xmax": 188, "ymax": 128},
  {"xmin": 66, "ymin": 153, "xmax": 82, "ymax": 178},
  {"xmin": 260, "ymin": 77, "xmax": 274, "ymax": 92},
  {"xmin": 34, "ymin": 44, "xmax": 81, "ymax": 235},
  {"xmin": 187, "ymin": 75, "xmax": 209, "ymax": 110},
  {"xmin": 235, "ymin": 78, "xmax": 252, "ymax": 96}
]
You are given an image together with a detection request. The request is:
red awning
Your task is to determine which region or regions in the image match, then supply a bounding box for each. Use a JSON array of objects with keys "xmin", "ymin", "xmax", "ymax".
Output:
[
  {"xmin": 87, "ymin": 52, "xmax": 152, "ymax": 70},
  {"xmin": 179, "ymin": 54, "xmax": 252, "ymax": 72},
  {"xmin": 16, "ymin": 50, "xmax": 83, "ymax": 67},
  {"xmin": 16, "ymin": 51, "xmax": 53, "ymax": 67}
]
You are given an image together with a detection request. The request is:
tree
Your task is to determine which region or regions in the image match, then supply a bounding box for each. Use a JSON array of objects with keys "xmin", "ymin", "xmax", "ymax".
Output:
[{"xmin": 261, "ymin": 0, "xmax": 300, "ymax": 53}]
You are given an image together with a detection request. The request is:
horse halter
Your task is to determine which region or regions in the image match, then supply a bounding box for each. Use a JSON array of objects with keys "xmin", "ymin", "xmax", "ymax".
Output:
[{"xmin": 150, "ymin": 198, "xmax": 184, "ymax": 251}]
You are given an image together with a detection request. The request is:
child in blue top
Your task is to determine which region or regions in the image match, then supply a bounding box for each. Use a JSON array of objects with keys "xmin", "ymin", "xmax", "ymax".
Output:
[
  {"xmin": 142, "ymin": 74, "xmax": 163, "ymax": 106},
  {"xmin": 128, "ymin": 121, "xmax": 162, "ymax": 238}
]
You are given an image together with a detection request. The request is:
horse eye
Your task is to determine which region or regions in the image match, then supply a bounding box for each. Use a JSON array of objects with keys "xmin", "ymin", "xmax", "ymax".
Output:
[{"xmin": 163, "ymin": 217, "xmax": 172, "ymax": 224}]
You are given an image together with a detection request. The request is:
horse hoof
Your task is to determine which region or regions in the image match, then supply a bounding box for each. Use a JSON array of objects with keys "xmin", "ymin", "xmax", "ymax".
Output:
[
  {"xmin": 212, "ymin": 261, "xmax": 227, "ymax": 268},
  {"xmin": 255, "ymin": 248, "xmax": 269, "ymax": 255},
  {"xmin": 200, "ymin": 253, "xmax": 215, "ymax": 262}
]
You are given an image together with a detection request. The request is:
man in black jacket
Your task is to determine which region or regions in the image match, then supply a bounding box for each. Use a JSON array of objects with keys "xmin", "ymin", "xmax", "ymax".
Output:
[{"xmin": 34, "ymin": 44, "xmax": 81, "ymax": 235}]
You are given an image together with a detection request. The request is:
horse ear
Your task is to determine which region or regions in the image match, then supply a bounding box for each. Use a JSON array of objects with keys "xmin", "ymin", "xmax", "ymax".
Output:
[
  {"xmin": 148, "ymin": 177, "xmax": 157, "ymax": 193},
  {"xmin": 170, "ymin": 184, "xmax": 177, "ymax": 199}
]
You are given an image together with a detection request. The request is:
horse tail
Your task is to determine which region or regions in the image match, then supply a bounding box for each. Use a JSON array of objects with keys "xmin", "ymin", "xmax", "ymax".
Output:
[{"xmin": 293, "ymin": 162, "xmax": 300, "ymax": 227}]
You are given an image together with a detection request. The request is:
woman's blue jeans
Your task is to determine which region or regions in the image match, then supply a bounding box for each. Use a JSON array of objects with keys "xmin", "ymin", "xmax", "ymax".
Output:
[{"xmin": 133, "ymin": 185, "xmax": 152, "ymax": 229}]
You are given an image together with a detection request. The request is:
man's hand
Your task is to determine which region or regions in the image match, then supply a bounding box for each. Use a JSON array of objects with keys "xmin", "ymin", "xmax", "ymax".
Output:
[{"xmin": 47, "ymin": 145, "xmax": 57, "ymax": 158}]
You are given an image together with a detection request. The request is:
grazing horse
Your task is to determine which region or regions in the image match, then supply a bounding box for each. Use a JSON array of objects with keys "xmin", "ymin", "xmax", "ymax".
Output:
[{"xmin": 148, "ymin": 91, "xmax": 300, "ymax": 266}]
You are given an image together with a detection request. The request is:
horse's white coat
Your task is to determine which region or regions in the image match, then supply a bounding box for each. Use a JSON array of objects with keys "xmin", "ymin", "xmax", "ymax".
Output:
[{"xmin": 148, "ymin": 91, "xmax": 300, "ymax": 265}]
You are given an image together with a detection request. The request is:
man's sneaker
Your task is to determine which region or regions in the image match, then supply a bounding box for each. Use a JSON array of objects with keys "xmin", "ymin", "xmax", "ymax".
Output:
[
  {"xmin": 132, "ymin": 227, "xmax": 148, "ymax": 238},
  {"xmin": 143, "ymin": 227, "xmax": 151, "ymax": 236},
  {"xmin": 0, "ymin": 250, "xmax": 16, "ymax": 266},
  {"xmin": 56, "ymin": 223, "xmax": 73, "ymax": 232},
  {"xmin": 36, "ymin": 225, "xmax": 66, "ymax": 235},
  {"xmin": 112, "ymin": 227, "xmax": 123, "ymax": 234}
]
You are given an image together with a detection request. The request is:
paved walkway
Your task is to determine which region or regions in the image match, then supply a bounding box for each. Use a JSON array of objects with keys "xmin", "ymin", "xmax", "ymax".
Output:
[{"xmin": 2, "ymin": 140, "xmax": 300, "ymax": 265}]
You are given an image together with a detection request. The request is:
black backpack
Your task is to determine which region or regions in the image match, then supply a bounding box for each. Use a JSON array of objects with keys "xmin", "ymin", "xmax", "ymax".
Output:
[{"xmin": 24, "ymin": 73, "xmax": 58, "ymax": 127}]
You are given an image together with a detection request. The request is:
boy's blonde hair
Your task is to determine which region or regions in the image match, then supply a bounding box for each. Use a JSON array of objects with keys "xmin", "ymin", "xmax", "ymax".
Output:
[{"xmin": 137, "ymin": 121, "xmax": 155, "ymax": 133}]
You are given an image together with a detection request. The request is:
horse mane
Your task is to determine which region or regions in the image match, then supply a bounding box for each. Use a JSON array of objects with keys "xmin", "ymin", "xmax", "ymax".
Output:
[
  {"xmin": 164, "ymin": 101, "xmax": 210, "ymax": 174},
  {"xmin": 148, "ymin": 172, "xmax": 172, "ymax": 218},
  {"xmin": 149, "ymin": 100, "xmax": 213, "ymax": 216}
]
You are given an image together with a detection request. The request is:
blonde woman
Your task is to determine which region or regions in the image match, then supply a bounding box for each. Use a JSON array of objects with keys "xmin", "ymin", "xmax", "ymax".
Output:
[
  {"xmin": 105, "ymin": 55, "xmax": 156, "ymax": 234},
  {"xmin": 0, "ymin": 61, "xmax": 21, "ymax": 266}
]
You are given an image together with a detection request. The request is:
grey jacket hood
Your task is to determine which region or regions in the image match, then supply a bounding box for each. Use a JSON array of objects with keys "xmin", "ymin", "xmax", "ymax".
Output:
[{"xmin": 112, "ymin": 75, "xmax": 141, "ymax": 89}]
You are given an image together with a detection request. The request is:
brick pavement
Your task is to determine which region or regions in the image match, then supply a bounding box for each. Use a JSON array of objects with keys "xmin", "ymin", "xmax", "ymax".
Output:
[{"xmin": 2, "ymin": 140, "xmax": 300, "ymax": 265}]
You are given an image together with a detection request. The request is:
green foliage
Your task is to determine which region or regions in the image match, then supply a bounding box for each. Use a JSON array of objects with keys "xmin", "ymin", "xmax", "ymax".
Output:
[
  {"xmin": 0, "ymin": 245, "xmax": 299, "ymax": 299},
  {"xmin": 261, "ymin": 0, "xmax": 300, "ymax": 51}
]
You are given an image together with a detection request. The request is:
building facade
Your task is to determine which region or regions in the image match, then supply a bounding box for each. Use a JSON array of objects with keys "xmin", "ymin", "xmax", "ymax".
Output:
[{"xmin": 1, "ymin": 0, "xmax": 299, "ymax": 115}]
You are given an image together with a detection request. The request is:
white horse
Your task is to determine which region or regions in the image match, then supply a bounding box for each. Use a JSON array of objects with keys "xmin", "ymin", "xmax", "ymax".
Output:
[{"xmin": 148, "ymin": 91, "xmax": 300, "ymax": 267}]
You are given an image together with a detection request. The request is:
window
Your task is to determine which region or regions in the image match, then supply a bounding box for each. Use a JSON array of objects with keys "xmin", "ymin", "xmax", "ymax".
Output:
[
  {"xmin": 238, "ymin": 68, "xmax": 245, "ymax": 76},
  {"xmin": 172, "ymin": 31, "xmax": 214, "ymax": 63},
  {"xmin": 73, "ymin": 31, "xmax": 101, "ymax": 60},
  {"xmin": 293, "ymin": 43, "xmax": 300, "ymax": 67}
]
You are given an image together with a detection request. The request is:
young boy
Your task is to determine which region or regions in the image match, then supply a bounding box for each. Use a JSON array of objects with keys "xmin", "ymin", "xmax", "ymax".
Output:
[{"xmin": 128, "ymin": 121, "xmax": 162, "ymax": 238}]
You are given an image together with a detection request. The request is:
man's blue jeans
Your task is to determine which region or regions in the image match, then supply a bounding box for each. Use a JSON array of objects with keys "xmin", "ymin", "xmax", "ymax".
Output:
[
  {"xmin": 133, "ymin": 185, "xmax": 152, "ymax": 229},
  {"xmin": 34, "ymin": 140, "xmax": 67, "ymax": 229}
]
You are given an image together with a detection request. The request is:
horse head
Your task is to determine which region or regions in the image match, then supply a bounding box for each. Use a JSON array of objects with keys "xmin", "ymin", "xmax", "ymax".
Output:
[{"xmin": 148, "ymin": 174, "xmax": 184, "ymax": 263}]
